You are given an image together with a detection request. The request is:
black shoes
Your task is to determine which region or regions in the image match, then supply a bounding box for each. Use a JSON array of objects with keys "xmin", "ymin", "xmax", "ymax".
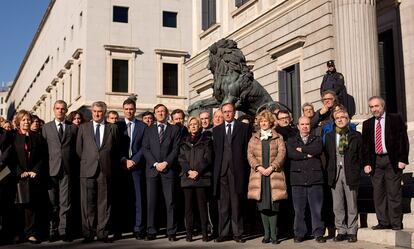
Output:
[
  {"xmin": 185, "ymin": 235, "xmax": 192, "ymax": 242},
  {"xmin": 202, "ymin": 234, "xmax": 209, "ymax": 242},
  {"xmin": 348, "ymin": 234, "xmax": 357, "ymax": 243},
  {"xmin": 134, "ymin": 232, "xmax": 146, "ymax": 240},
  {"xmin": 233, "ymin": 236, "xmax": 246, "ymax": 243},
  {"xmin": 262, "ymin": 238, "xmax": 270, "ymax": 244},
  {"xmin": 98, "ymin": 237, "xmax": 113, "ymax": 243},
  {"xmin": 48, "ymin": 233, "xmax": 59, "ymax": 242},
  {"xmin": 271, "ymin": 239, "xmax": 280, "ymax": 244},
  {"xmin": 168, "ymin": 235, "xmax": 178, "ymax": 241},
  {"xmin": 294, "ymin": 236, "xmax": 304, "ymax": 243},
  {"xmin": 333, "ymin": 233, "xmax": 347, "ymax": 242},
  {"xmin": 145, "ymin": 234, "xmax": 156, "ymax": 241},
  {"xmin": 214, "ymin": 236, "xmax": 228, "ymax": 242},
  {"xmin": 82, "ymin": 236, "xmax": 94, "ymax": 244},
  {"xmin": 372, "ymin": 224, "xmax": 391, "ymax": 230},
  {"xmin": 315, "ymin": 236, "xmax": 326, "ymax": 243},
  {"xmin": 392, "ymin": 226, "xmax": 402, "ymax": 231}
]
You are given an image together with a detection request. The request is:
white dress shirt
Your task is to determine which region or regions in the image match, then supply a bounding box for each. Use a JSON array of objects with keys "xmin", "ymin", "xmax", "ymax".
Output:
[
  {"xmin": 374, "ymin": 112, "xmax": 388, "ymax": 154},
  {"xmin": 93, "ymin": 120, "xmax": 105, "ymax": 147}
]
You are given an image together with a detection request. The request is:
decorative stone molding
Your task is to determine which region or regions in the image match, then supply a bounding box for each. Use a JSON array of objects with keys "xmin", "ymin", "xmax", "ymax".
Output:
[
  {"xmin": 64, "ymin": 59, "xmax": 74, "ymax": 69},
  {"xmin": 50, "ymin": 78, "xmax": 59, "ymax": 86},
  {"xmin": 231, "ymin": 0, "xmax": 258, "ymax": 18},
  {"xmin": 199, "ymin": 23, "xmax": 221, "ymax": 39},
  {"xmin": 72, "ymin": 48, "xmax": 83, "ymax": 59},
  {"xmin": 266, "ymin": 36, "xmax": 306, "ymax": 59},
  {"xmin": 154, "ymin": 49, "xmax": 189, "ymax": 58},
  {"xmin": 57, "ymin": 69, "xmax": 66, "ymax": 78},
  {"xmin": 104, "ymin": 45, "xmax": 142, "ymax": 56}
]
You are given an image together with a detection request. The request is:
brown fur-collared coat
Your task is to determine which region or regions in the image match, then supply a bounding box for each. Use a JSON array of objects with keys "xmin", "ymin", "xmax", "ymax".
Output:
[{"xmin": 247, "ymin": 130, "xmax": 288, "ymax": 201}]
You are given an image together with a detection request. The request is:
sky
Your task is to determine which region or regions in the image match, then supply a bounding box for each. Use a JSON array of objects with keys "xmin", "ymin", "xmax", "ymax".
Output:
[{"xmin": 0, "ymin": 0, "xmax": 50, "ymax": 87}]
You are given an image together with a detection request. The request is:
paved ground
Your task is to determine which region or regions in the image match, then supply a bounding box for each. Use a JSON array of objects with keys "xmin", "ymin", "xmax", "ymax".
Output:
[{"xmin": 2, "ymin": 234, "xmax": 406, "ymax": 249}]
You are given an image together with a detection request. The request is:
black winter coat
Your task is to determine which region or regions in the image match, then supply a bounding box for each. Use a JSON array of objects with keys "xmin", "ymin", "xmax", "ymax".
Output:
[
  {"xmin": 287, "ymin": 134, "xmax": 324, "ymax": 186},
  {"xmin": 178, "ymin": 133, "xmax": 213, "ymax": 188},
  {"xmin": 324, "ymin": 129, "xmax": 362, "ymax": 187}
]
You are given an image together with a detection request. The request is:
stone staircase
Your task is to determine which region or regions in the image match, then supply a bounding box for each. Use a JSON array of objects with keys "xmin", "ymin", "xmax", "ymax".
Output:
[{"xmin": 358, "ymin": 213, "xmax": 414, "ymax": 248}]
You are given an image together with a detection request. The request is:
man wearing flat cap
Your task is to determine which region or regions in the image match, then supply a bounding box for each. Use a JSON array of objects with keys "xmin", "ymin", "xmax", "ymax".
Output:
[{"xmin": 320, "ymin": 60, "xmax": 347, "ymax": 107}]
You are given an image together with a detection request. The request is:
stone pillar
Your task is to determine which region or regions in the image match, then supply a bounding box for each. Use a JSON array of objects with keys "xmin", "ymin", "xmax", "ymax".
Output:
[
  {"xmin": 399, "ymin": 1, "xmax": 414, "ymax": 165},
  {"xmin": 333, "ymin": 0, "xmax": 380, "ymax": 120},
  {"xmin": 399, "ymin": 1, "xmax": 414, "ymax": 125}
]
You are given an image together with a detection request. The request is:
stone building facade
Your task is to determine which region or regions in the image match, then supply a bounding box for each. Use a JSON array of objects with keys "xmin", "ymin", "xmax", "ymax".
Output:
[
  {"xmin": 186, "ymin": 0, "xmax": 414, "ymax": 162},
  {"xmin": 7, "ymin": 0, "xmax": 192, "ymax": 120}
]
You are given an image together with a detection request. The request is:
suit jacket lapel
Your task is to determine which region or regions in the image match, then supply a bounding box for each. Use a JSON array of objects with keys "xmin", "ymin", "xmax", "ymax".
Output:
[
  {"xmin": 231, "ymin": 120, "xmax": 240, "ymax": 142},
  {"xmin": 131, "ymin": 119, "xmax": 139, "ymax": 145},
  {"xmin": 100, "ymin": 123, "xmax": 111, "ymax": 149}
]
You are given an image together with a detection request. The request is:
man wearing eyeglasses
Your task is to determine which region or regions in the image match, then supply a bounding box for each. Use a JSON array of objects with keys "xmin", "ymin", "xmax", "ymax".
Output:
[{"xmin": 311, "ymin": 90, "xmax": 337, "ymax": 136}]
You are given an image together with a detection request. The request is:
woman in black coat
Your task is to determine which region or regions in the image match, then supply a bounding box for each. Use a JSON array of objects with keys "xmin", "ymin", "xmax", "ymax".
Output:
[
  {"xmin": 178, "ymin": 116, "xmax": 213, "ymax": 242},
  {"xmin": 12, "ymin": 110, "xmax": 48, "ymax": 244},
  {"xmin": 0, "ymin": 127, "xmax": 14, "ymax": 245}
]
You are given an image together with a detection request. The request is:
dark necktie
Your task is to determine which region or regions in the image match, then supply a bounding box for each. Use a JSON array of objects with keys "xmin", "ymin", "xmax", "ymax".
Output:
[
  {"xmin": 127, "ymin": 122, "xmax": 132, "ymax": 157},
  {"xmin": 58, "ymin": 123, "xmax": 64, "ymax": 141},
  {"xmin": 159, "ymin": 124, "xmax": 165, "ymax": 143},
  {"xmin": 226, "ymin": 123, "xmax": 232, "ymax": 143},
  {"xmin": 95, "ymin": 124, "xmax": 101, "ymax": 148},
  {"xmin": 375, "ymin": 117, "xmax": 383, "ymax": 154}
]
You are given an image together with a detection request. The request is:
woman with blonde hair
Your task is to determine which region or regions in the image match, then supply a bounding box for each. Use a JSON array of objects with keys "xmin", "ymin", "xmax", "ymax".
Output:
[
  {"xmin": 178, "ymin": 116, "xmax": 213, "ymax": 242},
  {"xmin": 247, "ymin": 110, "xmax": 287, "ymax": 244},
  {"xmin": 12, "ymin": 110, "xmax": 48, "ymax": 244}
]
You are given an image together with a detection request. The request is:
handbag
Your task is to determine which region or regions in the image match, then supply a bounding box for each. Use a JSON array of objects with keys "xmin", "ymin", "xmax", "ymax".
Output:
[{"xmin": 15, "ymin": 179, "xmax": 31, "ymax": 204}]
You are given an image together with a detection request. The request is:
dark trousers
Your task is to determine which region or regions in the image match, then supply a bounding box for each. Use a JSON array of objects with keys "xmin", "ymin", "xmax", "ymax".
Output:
[
  {"xmin": 183, "ymin": 187, "xmax": 208, "ymax": 235},
  {"xmin": 131, "ymin": 170, "xmax": 145, "ymax": 233},
  {"xmin": 0, "ymin": 180, "xmax": 16, "ymax": 243},
  {"xmin": 371, "ymin": 155, "xmax": 402, "ymax": 228},
  {"xmin": 218, "ymin": 169, "xmax": 244, "ymax": 237},
  {"xmin": 146, "ymin": 176, "xmax": 176, "ymax": 235},
  {"xmin": 292, "ymin": 185, "xmax": 324, "ymax": 237},
  {"xmin": 80, "ymin": 171, "xmax": 111, "ymax": 239},
  {"xmin": 48, "ymin": 173, "xmax": 71, "ymax": 236}
]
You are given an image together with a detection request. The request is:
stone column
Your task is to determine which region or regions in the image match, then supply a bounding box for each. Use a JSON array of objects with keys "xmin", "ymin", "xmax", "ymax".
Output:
[{"xmin": 333, "ymin": 0, "xmax": 380, "ymax": 120}]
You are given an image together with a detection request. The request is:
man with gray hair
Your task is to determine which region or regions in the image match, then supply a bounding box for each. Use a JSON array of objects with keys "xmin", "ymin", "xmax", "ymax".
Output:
[
  {"xmin": 324, "ymin": 110, "xmax": 362, "ymax": 242},
  {"xmin": 362, "ymin": 96, "xmax": 409, "ymax": 231},
  {"xmin": 76, "ymin": 101, "xmax": 120, "ymax": 243}
]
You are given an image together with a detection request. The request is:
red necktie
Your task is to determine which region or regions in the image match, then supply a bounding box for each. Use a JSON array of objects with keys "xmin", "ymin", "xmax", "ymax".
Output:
[{"xmin": 375, "ymin": 117, "xmax": 383, "ymax": 154}]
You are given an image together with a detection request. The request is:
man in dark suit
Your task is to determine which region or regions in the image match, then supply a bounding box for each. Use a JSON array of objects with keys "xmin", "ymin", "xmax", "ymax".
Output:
[
  {"xmin": 142, "ymin": 104, "xmax": 181, "ymax": 241},
  {"xmin": 362, "ymin": 96, "xmax": 409, "ymax": 230},
  {"xmin": 42, "ymin": 100, "xmax": 78, "ymax": 242},
  {"xmin": 212, "ymin": 103, "xmax": 250, "ymax": 243},
  {"xmin": 76, "ymin": 101, "xmax": 120, "ymax": 243},
  {"xmin": 116, "ymin": 98, "xmax": 147, "ymax": 239}
]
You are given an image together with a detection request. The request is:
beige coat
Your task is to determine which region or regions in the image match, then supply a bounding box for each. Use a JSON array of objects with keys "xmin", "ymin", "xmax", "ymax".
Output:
[{"xmin": 247, "ymin": 130, "xmax": 288, "ymax": 201}]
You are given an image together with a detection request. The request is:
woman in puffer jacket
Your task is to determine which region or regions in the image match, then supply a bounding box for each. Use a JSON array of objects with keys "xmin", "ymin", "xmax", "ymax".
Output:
[
  {"xmin": 247, "ymin": 110, "xmax": 287, "ymax": 244},
  {"xmin": 178, "ymin": 116, "xmax": 213, "ymax": 242}
]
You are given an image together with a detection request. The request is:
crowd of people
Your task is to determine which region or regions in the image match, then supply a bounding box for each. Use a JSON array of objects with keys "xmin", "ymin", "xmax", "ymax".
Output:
[{"xmin": 0, "ymin": 61, "xmax": 410, "ymax": 246}]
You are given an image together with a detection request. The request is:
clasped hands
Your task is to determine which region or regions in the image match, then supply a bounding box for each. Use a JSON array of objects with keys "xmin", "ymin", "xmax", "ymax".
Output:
[
  {"xmin": 20, "ymin": 171, "xmax": 36, "ymax": 178},
  {"xmin": 257, "ymin": 166, "xmax": 274, "ymax": 176},
  {"xmin": 187, "ymin": 170, "xmax": 199, "ymax": 180}
]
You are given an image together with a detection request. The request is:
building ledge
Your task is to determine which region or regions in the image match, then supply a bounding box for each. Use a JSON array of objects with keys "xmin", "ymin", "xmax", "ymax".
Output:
[
  {"xmin": 154, "ymin": 49, "xmax": 189, "ymax": 57},
  {"xmin": 231, "ymin": 0, "xmax": 258, "ymax": 18},
  {"xmin": 104, "ymin": 45, "xmax": 142, "ymax": 55},
  {"xmin": 72, "ymin": 48, "xmax": 83, "ymax": 59},
  {"xmin": 267, "ymin": 35, "xmax": 306, "ymax": 59},
  {"xmin": 157, "ymin": 95, "xmax": 187, "ymax": 99},
  {"xmin": 199, "ymin": 23, "xmax": 221, "ymax": 39}
]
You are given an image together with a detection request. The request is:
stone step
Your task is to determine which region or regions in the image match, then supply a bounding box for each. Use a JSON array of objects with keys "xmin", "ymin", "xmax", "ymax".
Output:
[
  {"xmin": 363, "ymin": 213, "xmax": 414, "ymax": 229},
  {"xmin": 358, "ymin": 228, "xmax": 414, "ymax": 248}
]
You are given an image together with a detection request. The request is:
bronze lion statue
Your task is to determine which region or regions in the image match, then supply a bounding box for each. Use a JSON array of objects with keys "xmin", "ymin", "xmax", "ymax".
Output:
[{"xmin": 188, "ymin": 39, "xmax": 284, "ymax": 116}]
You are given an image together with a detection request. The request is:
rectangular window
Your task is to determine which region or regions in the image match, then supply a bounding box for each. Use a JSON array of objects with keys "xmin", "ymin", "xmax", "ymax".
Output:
[
  {"xmin": 278, "ymin": 64, "xmax": 301, "ymax": 122},
  {"xmin": 113, "ymin": 6, "xmax": 129, "ymax": 23},
  {"xmin": 0, "ymin": 97, "xmax": 3, "ymax": 104},
  {"xmin": 0, "ymin": 109, "xmax": 3, "ymax": 116},
  {"xmin": 112, "ymin": 59, "xmax": 129, "ymax": 93},
  {"xmin": 163, "ymin": 63, "xmax": 178, "ymax": 95},
  {"xmin": 163, "ymin": 11, "xmax": 177, "ymax": 28},
  {"xmin": 235, "ymin": 0, "xmax": 249, "ymax": 7},
  {"xmin": 202, "ymin": 0, "xmax": 216, "ymax": 30}
]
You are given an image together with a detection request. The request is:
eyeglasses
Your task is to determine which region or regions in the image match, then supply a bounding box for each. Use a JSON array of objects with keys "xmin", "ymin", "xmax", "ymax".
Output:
[
  {"xmin": 278, "ymin": 116, "xmax": 290, "ymax": 120},
  {"xmin": 322, "ymin": 98, "xmax": 334, "ymax": 101}
]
